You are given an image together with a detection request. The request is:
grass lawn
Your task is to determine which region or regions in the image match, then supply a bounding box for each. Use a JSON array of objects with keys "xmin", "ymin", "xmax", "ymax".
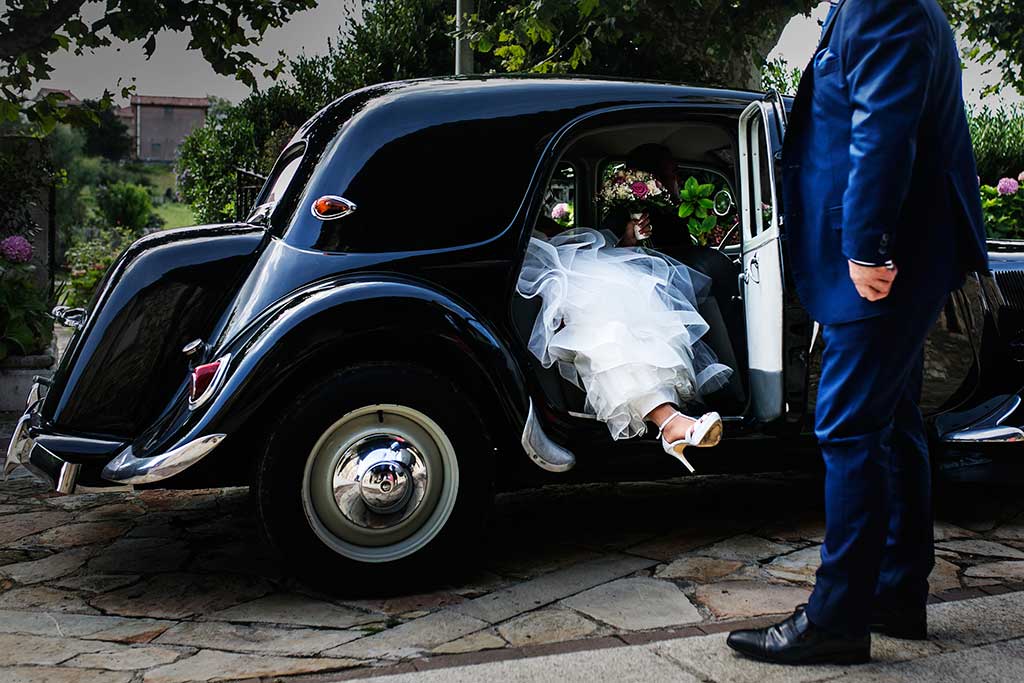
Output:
[{"xmin": 155, "ymin": 202, "xmax": 196, "ymax": 229}]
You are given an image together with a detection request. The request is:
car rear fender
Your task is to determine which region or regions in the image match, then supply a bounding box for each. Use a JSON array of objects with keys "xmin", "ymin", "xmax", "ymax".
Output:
[{"xmin": 133, "ymin": 275, "xmax": 532, "ymax": 471}]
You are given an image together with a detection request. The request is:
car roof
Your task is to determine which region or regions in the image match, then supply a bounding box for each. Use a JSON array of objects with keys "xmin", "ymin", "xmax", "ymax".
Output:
[{"xmin": 296, "ymin": 75, "xmax": 764, "ymax": 145}]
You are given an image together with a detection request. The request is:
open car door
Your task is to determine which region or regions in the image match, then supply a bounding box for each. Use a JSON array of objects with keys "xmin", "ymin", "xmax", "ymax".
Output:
[{"xmin": 738, "ymin": 96, "xmax": 787, "ymax": 422}]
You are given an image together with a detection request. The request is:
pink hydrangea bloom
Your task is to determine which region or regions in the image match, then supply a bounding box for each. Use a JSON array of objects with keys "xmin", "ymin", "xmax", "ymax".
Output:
[
  {"xmin": 0, "ymin": 235, "xmax": 32, "ymax": 263},
  {"xmin": 551, "ymin": 203, "xmax": 570, "ymax": 220},
  {"xmin": 630, "ymin": 181, "xmax": 650, "ymax": 199},
  {"xmin": 1018, "ymin": 170, "xmax": 1024, "ymax": 184},
  {"xmin": 997, "ymin": 177, "xmax": 1020, "ymax": 195}
]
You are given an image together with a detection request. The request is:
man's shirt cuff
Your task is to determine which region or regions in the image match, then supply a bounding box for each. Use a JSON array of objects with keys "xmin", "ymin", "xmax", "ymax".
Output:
[{"xmin": 849, "ymin": 258, "xmax": 895, "ymax": 269}]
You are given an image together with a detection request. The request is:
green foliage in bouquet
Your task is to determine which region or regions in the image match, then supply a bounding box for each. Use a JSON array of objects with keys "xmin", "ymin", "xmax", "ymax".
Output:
[
  {"xmin": 677, "ymin": 176, "xmax": 717, "ymax": 246},
  {"xmin": 0, "ymin": 259, "xmax": 52, "ymax": 361},
  {"xmin": 981, "ymin": 176, "xmax": 1024, "ymax": 239},
  {"xmin": 65, "ymin": 227, "xmax": 135, "ymax": 307}
]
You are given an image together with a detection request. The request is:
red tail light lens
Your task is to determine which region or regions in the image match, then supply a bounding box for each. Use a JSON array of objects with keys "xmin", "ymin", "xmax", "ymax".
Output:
[{"xmin": 189, "ymin": 359, "xmax": 224, "ymax": 407}]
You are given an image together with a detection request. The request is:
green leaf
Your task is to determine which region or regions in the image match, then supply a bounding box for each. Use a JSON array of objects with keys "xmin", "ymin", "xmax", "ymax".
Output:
[
  {"xmin": 685, "ymin": 176, "xmax": 699, "ymax": 194},
  {"xmin": 702, "ymin": 215, "xmax": 717, "ymax": 230},
  {"xmin": 698, "ymin": 183, "xmax": 714, "ymax": 197},
  {"xmin": 678, "ymin": 204, "xmax": 694, "ymax": 218},
  {"xmin": 698, "ymin": 198, "xmax": 714, "ymax": 210},
  {"xmin": 579, "ymin": 0, "xmax": 600, "ymax": 18},
  {"xmin": 696, "ymin": 206, "xmax": 707, "ymax": 219}
]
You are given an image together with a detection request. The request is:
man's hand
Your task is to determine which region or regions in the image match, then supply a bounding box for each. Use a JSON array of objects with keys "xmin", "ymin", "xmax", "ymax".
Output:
[{"xmin": 848, "ymin": 261, "xmax": 897, "ymax": 301}]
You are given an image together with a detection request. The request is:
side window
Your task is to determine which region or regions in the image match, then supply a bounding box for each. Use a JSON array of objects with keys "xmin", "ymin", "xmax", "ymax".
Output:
[
  {"xmin": 543, "ymin": 162, "xmax": 576, "ymax": 230},
  {"xmin": 248, "ymin": 144, "xmax": 306, "ymax": 224},
  {"xmin": 741, "ymin": 114, "xmax": 774, "ymax": 242}
]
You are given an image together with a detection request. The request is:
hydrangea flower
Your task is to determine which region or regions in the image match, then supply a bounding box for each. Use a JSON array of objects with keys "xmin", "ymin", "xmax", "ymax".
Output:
[
  {"xmin": 997, "ymin": 177, "xmax": 1020, "ymax": 195},
  {"xmin": 1018, "ymin": 170, "xmax": 1024, "ymax": 185},
  {"xmin": 0, "ymin": 235, "xmax": 32, "ymax": 263},
  {"xmin": 551, "ymin": 203, "xmax": 571, "ymax": 220}
]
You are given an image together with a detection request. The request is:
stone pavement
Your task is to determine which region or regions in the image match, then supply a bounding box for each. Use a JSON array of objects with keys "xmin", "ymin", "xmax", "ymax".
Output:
[
  {"xmin": 4, "ymin": 413, "xmax": 1024, "ymax": 682},
  {"xmin": 348, "ymin": 590, "xmax": 1024, "ymax": 682}
]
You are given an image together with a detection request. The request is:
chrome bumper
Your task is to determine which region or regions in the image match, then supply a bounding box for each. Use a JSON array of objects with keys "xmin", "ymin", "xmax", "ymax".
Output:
[
  {"xmin": 4, "ymin": 382, "xmax": 80, "ymax": 494},
  {"xmin": 101, "ymin": 433, "xmax": 226, "ymax": 485},
  {"xmin": 942, "ymin": 394, "xmax": 1024, "ymax": 445}
]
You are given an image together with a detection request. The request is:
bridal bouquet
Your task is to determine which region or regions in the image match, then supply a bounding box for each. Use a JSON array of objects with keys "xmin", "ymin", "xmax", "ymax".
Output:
[
  {"xmin": 599, "ymin": 168, "xmax": 674, "ymax": 245},
  {"xmin": 599, "ymin": 168, "xmax": 674, "ymax": 214}
]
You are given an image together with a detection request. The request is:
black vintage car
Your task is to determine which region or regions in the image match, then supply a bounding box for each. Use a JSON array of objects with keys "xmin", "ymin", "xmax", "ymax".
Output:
[{"xmin": 7, "ymin": 77, "xmax": 1024, "ymax": 582}]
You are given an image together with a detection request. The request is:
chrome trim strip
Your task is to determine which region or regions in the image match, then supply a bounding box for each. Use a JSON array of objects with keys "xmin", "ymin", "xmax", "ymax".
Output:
[
  {"xmin": 943, "ymin": 394, "xmax": 1024, "ymax": 444},
  {"xmin": 521, "ymin": 400, "xmax": 575, "ymax": 472},
  {"xmin": 102, "ymin": 434, "xmax": 227, "ymax": 485}
]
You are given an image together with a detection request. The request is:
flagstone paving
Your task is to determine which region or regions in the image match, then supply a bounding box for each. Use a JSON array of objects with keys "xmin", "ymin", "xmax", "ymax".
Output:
[{"xmin": 4, "ymin": 414, "xmax": 1024, "ymax": 680}]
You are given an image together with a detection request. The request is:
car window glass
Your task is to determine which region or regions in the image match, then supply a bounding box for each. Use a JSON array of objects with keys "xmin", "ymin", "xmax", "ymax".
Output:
[
  {"xmin": 742, "ymin": 114, "xmax": 772, "ymax": 239},
  {"xmin": 249, "ymin": 146, "xmax": 305, "ymax": 223},
  {"xmin": 541, "ymin": 162, "xmax": 576, "ymax": 232}
]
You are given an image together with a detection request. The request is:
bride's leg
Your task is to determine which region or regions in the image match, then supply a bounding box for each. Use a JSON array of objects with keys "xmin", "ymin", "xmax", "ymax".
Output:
[{"xmin": 646, "ymin": 403, "xmax": 696, "ymax": 442}]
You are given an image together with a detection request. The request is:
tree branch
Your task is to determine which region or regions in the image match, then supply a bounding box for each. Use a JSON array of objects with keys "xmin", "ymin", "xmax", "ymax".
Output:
[{"xmin": 0, "ymin": 0, "xmax": 88, "ymax": 61}]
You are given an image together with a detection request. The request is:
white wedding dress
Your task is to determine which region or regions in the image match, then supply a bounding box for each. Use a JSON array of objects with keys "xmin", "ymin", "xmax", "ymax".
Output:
[{"xmin": 517, "ymin": 228, "xmax": 732, "ymax": 440}]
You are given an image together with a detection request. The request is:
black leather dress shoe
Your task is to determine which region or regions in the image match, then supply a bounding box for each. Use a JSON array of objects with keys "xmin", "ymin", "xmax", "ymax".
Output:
[
  {"xmin": 727, "ymin": 605, "xmax": 870, "ymax": 665},
  {"xmin": 870, "ymin": 605, "xmax": 927, "ymax": 640}
]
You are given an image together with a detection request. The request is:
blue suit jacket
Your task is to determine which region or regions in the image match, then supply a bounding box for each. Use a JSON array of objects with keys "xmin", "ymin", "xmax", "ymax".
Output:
[{"xmin": 781, "ymin": 0, "xmax": 988, "ymax": 324}]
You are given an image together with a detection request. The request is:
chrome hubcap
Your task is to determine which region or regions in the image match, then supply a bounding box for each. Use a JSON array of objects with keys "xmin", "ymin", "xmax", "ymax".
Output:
[
  {"xmin": 332, "ymin": 435, "xmax": 427, "ymax": 522},
  {"xmin": 301, "ymin": 404, "xmax": 459, "ymax": 563}
]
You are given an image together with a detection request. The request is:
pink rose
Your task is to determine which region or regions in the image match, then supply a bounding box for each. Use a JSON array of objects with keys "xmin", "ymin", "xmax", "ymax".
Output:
[{"xmin": 630, "ymin": 181, "xmax": 650, "ymax": 199}]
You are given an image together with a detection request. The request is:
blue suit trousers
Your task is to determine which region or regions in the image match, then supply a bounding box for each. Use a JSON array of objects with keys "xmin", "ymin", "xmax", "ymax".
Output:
[{"xmin": 806, "ymin": 294, "xmax": 947, "ymax": 636}]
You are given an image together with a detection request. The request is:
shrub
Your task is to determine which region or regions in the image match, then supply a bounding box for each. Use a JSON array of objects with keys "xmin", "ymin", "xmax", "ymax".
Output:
[
  {"xmin": 95, "ymin": 181, "xmax": 161, "ymax": 234},
  {"xmin": 969, "ymin": 104, "xmax": 1024, "ymax": 184},
  {"xmin": 0, "ymin": 237, "xmax": 52, "ymax": 359},
  {"xmin": 64, "ymin": 227, "xmax": 136, "ymax": 307},
  {"xmin": 982, "ymin": 173, "xmax": 1024, "ymax": 239}
]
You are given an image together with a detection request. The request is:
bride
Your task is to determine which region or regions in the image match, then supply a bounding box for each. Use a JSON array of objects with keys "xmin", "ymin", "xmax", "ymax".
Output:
[{"xmin": 518, "ymin": 168, "xmax": 731, "ymax": 472}]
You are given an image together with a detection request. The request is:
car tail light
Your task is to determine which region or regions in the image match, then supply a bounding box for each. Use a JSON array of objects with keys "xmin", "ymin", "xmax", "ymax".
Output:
[{"xmin": 188, "ymin": 355, "xmax": 230, "ymax": 409}]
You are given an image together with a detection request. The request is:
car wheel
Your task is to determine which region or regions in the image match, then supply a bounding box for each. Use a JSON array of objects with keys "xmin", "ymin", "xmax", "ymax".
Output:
[{"xmin": 255, "ymin": 362, "xmax": 494, "ymax": 592}]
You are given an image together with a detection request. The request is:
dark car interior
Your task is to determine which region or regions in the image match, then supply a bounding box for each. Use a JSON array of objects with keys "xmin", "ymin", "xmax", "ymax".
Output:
[{"xmin": 512, "ymin": 119, "xmax": 750, "ymax": 424}]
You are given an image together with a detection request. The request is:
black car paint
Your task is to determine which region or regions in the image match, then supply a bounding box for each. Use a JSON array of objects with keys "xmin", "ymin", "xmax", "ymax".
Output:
[{"xmin": 32, "ymin": 76, "xmax": 1024, "ymax": 488}]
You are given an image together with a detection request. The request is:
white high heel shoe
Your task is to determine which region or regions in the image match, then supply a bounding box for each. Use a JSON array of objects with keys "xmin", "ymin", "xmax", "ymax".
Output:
[{"xmin": 656, "ymin": 411, "xmax": 723, "ymax": 473}]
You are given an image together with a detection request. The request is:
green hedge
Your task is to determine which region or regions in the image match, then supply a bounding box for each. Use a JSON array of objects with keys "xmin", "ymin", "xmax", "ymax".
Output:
[{"xmin": 970, "ymin": 104, "xmax": 1024, "ymax": 184}]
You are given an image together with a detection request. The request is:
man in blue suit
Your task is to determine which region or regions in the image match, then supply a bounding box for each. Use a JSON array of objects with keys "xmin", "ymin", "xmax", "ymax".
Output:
[{"xmin": 728, "ymin": 0, "xmax": 987, "ymax": 664}]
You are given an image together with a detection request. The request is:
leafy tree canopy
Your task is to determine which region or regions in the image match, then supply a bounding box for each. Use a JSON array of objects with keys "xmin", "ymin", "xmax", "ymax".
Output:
[
  {"xmin": 80, "ymin": 98, "xmax": 131, "ymax": 160},
  {"xmin": 0, "ymin": 0, "xmax": 316, "ymax": 131},
  {"xmin": 178, "ymin": 0, "xmax": 452, "ymax": 224},
  {"xmin": 461, "ymin": 0, "xmax": 1024, "ymax": 93}
]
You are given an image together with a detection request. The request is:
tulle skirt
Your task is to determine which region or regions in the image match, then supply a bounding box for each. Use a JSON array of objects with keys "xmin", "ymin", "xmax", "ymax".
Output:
[{"xmin": 517, "ymin": 228, "xmax": 732, "ymax": 440}]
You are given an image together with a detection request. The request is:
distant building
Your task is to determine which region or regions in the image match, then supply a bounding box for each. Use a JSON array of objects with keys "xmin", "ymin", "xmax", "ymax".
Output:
[
  {"xmin": 34, "ymin": 88, "xmax": 81, "ymax": 107},
  {"xmin": 123, "ymin": 95, "xmax": 210, "ymax": 163}
]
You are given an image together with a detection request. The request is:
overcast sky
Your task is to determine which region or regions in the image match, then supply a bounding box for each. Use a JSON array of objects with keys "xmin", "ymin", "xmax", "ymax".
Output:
[{"xmin": 39, "ymin": 1, "xmax": 1021, "ymax": 108}]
